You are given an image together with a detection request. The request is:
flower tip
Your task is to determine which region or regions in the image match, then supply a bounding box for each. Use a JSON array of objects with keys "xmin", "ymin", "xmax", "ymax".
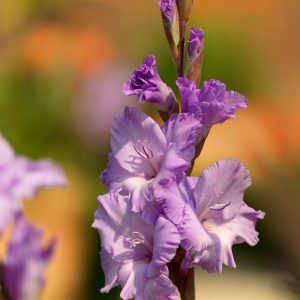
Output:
[{"xmin": 158, "ymin": 0, "xmax": 176, "ymax": 26}]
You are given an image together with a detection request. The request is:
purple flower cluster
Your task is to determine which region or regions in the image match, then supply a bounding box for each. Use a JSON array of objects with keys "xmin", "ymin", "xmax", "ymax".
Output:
[
  {"xmin": 93, "ymin": 58, "xmax": 264, "ymax": 300},
  {"xmin": 0, "ymin": 134, "xmax": 67, "ymax": 300},
  {"xmin": 93, "ymin": 2, "xmax": 264, "ymax": 299}
]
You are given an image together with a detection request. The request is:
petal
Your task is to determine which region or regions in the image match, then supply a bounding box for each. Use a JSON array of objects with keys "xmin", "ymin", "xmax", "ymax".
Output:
[
  {"xmin": 197, "ymin": 80, "xmax": 227, "ymax": 103},
  {"xmin": 211, "ymin": 203, "xmax": 265, "ymax": 247},
  {"xmin": 101, "ymin": 154, "xmax": 150, "ymax": 212},
  {"xmin": 186, "ymin": 176, "xmax": 198, "ymax": 190},
  {"xmin": 141, "ymin": 198, "xmax": 162, "ymax": 225},
  {"xmin": 194, "ymin": 159, "xmax": 251, "ymax": 221},
  {"xmin": 93, "ymin": 193, "xmax": 153, "ymax": 262},
  {"xmin": 123, "ymin": 57, "xmax": 175, "ymax": 112},
  {"xmin": 147, "ymin": 216, "xmax": 180, "ymax": 278},
  {"xmin": 158, "ymin": 143, "xmax": 190, "ymax": 180},
  {"xmin": 198, "ymin": 204, "xmax": 265, "ymax": 272},
  {"xmin": 197, "ymin": 80, "xmax": 247, "ymax": 127},
  {"xmin": 155, "ymin": 175, "xmax": 193, "ymax": 225},
  {"xmin": 224, "ymin": 90, "xmax": 248, "ymax": 112},
  {"xmin": 122, "ymin": 177, "xmax": 151, "ymax": 213},
  {"xmin": 143, "ymin": 86, "xmax": 176, "ymax": 112},
  {"xmin": 178, "ymin": 204, "xmax": 212, "ymax": 254},
  {"xmin": 138, "ymin": 274, "xmax": 179, "ymax": 300},
  {"xmin": 111, "ymin": 107, "xmax": 166, "ymax": 178},
  {"xmin": 11, "ymin": 157, "xmax": 67, "ymax": 200},
  {"xmin": 118, "ymin": 260, "xmax": 148, "ymax": 300},
  {"xmin": 155, "ymin": 175, "xmax": 213, "ymax": 257},
  {"xmin": 162, "ymin": 113, "xmax": 203, "ymax": 161},
  {"xmin": 0, "ymin": 196, "xmax": 20, "ymax": 236},
  {"xmin": 1, "ymin": 216, "xmax": 56, "ymax": 300},
  {"xmin": 100, "ymin": 153, "xmax": 133, "ymax": 191},
  {"xmin": 100, "ymin": 250, "xmax": 121, "ymax": 293},
  {"xmin": 176, "ymin": 77, "xmax": 200, "ymax": 114}
]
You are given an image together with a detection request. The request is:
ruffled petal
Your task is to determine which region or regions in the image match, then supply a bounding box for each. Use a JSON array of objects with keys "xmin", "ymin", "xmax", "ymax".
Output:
[
  {"xmin": 197, "ymin": 80, "xmax": 247, "ymax": 128},
  {"xmin": 158, "ymin": 143, "xmax": 190, "ymax": 180},
  {"xmin": 198, "ymin": 204, "xmax": 265, "ymax": 273},
  {"xmin": 141, "ymin": 198, "xmax": 162, "ymax": 225},
  {"xmin": 111, "ymin": 107, "xmax": 166, "ymax": 178},
  {"xmin": 155, "ymin": 175, "xmax": 193, "ymax": 225},
  {"xmin": 137, "ymin": 274, "xmax": 180, "ymax": 300},
  {"xmin": 118, "ymin": 260, "xmax": 148, "ymax": 300},
  {"xmin": 178, "ymin": 204, "xmax": 213, "ymax": 254},
  {"xmin": 224, "ymin": 90, "xmax": 248, "ymax": 112},
  {"xmin": 10, "ymin": 157, "xmax": 67, "ymax": 200},
  {"xmin": 147, "ymin": 216, "xmax": 180, "ymax": 278},
  {"xmin": 93, "ymin": 193, "xmax": 153, "ymax": 262},
  {"xmin": 155, "ymin": 175, "xmax": 212, "ymax": 257},
  {"xmin": 0, "ymin": 196, "xmax": 20, "ymax": 236},
  {"xmin": 0, "ymin": 216, "xmax": 56, "ymax": 300},
  {"xmin": 100, "ymin": 153, "xmax": 133, "ymax": 191},
  {"xmin": 194, "ymin": 159, "xmax": 251, "ymax": 221},
  {"xmin": 176, "ymin": 77, "xmax": 200, "ymax": 115},
  {"xmin": 100, "ymin": 250, "xmax": 122, "ymax": 293},
  {"xmin": 101, "ymin": 154, "xmax": 151, "ymax": 212},
  {"xmin": 162, "ymin": 113, "xmax": 203, "ymax": 161},
  {"xmin": 123, "ymin": 56, "xmax": 176, "ymax": 112}
]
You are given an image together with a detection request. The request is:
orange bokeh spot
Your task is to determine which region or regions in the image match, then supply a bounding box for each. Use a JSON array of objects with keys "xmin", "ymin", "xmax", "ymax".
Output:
[{"xmin": 21, "ymin": 23, "xmax": 116, "ymax": 76}]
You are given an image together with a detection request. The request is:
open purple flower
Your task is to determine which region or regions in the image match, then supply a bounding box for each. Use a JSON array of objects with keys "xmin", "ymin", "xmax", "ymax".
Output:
[
  {"xmin": 101, "ymin": 106, "xmax": 202, "ymax": 217},
  {"xmin": 0, "ymin": 216, "xmax": 56, "ymax": 300},
  {"xmin": 155, "ymin": 159, "xmax": 265, "ymax": 273},
  {"xmin": 187, "ymin": 28, "xmax": 204, "ymax": 62},
  {"xmin": 123, "ymin": 56, "xmax": 176, "ymax": 113},
  {"xmin": 0, "ymin": 134, "xmax": 67, "ymax": 236},
  {"xmin": 176, "ymin": 77, "xmax": 248, "ymax": 138},
  {"xmin": 92, "ymin": 192, "xmax": 180, "ymax": 299}
]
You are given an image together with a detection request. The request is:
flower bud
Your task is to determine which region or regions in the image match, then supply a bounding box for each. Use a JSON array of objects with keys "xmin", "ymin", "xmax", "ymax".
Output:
[
  {"xmin": 187, "ymin": 27, "xmax": 204, "ymax": 62},
  {"xmin": 123, "ymin": 55, "xmax": 177, "ymax": 114},
  {"xmin": 187, "ymin": 28, "xmax": 205, "ymax": 84},
  {"xmin": 158, "ymin": 0, "xmax": 176, "ymax": 27},
  {"xmin": 158, "ymin": 0, "xmax": 180, "ymax": 65}
]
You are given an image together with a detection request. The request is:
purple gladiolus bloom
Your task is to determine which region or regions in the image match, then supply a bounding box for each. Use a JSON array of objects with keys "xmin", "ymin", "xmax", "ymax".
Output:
[
  {"xmin": 0, "ymin": 216, "xmax": 56, "ymax": 300},
  {"xmin": 155, "ymin": 159, "xmax": 265, "ymax": 273},
  {"xmin": 176, "ymin": 77, "xmax": 248, "ymax": 137},
  {"xmin": 123, "ymin": 56, "xmax": 176, "ymax": 112},
  {"xmin": 92, "ymin": 192, "xmax": 180, "ymax": 299},
  {"xmin": 101, "ymin": 106, "xmax": 202, "ymax": 218},
  {"xmin": 0, "ymin": 134, "xmax": 67, "ymax": 236},
  {"xmin": 158, "ymin": 0, "xmax": 176, "ymax": 26},
  {"xmin": 187, "ymin": 28, "xmax": 204, "ymax": 62}
]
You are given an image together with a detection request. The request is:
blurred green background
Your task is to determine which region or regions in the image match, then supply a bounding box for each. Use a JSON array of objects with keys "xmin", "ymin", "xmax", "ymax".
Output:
[{"xmin": 0, "ymin": 0, "xmax": 300, "ymax": 299}]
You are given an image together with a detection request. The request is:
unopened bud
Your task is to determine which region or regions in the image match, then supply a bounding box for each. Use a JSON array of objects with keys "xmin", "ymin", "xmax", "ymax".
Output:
[
  {"xmin": 187, "ymin": 27, "xmax": 204, "ymax": 85},
  {"xmin": 187, "ymin": 27, "xmax": 204, "ymax": 62},
  {"xmin": 158, "ymin": 0, "xmax": 176, "ymax": 27},
  {"xmin": 158, "ymin": 0, "xmax": 180, "ymax": 67}
]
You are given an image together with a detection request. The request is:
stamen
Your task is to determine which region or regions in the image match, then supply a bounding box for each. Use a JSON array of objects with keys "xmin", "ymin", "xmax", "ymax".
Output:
[
  {"xmin": 124, "ymin": 232, "xmax": 145, "ymax": 248},
  {"xmin": 142, "ymin": 145, "xmax": 153, "ymax": 159},
  {"xmin": 209, "ymin": 201, "xmax": 231, "ymax": 211},
  {"xmin": 133, "ymin": 141, "xmax": 153, "ymax": 159}
]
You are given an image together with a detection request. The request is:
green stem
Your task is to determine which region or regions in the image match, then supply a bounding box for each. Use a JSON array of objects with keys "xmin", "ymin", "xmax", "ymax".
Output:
[{"xmin": 168, "ymin": 247, "xmax": 195, "ymax": 300}]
